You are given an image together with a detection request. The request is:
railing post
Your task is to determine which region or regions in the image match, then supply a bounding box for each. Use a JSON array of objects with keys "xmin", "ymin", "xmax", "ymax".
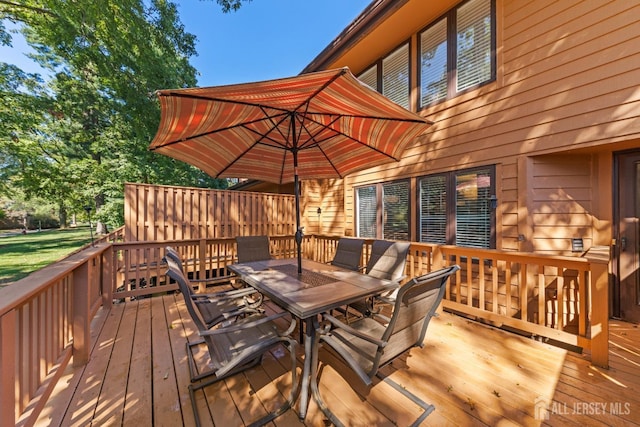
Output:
[
  {"xmin": 199, "ymin": 239, "xmax": 207, "ymax": 292},
  {"xmin": 72, "ymin": 260, "xmax": 91, "ymax": 366},
  {"xmin": 102, "ymin": 245, "xmax": 113, "ymax": 308},
  {"xmin": 584, "ymin": 246, "xmax": 610, "ymax": 368},
  {"xmin": 0, "ymin": 311, "xmax": 16, "ymax": 426}
]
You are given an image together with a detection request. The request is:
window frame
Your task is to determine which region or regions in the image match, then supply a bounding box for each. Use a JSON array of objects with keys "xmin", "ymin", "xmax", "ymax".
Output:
[
  {"xmin": 418, "ymin": 0, "xmax": 496, "ymax": 109},
  {"xmin": 417, "ymin": 165, "xmax": 496, "ymax": 249},
  {"xmin": 355, "ymin": 179, "xmax": 411, "ymax": 241},
  {"xmin": 357, "ymin": 39, "xmax": 412, "ymax": 110}
]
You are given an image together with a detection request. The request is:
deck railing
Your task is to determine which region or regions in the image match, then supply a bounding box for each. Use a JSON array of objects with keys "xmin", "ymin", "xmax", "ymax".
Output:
[
  {"xmin": 0, "ymin": 234, "xmax": 609, "ymax": 426},
  {"xmin": 0, "ymin": 243, "xmax": 113, "ymax": 427},
  {"xmin": 112, "ymin": 235, "xmax": 608, "ymax": 361}
]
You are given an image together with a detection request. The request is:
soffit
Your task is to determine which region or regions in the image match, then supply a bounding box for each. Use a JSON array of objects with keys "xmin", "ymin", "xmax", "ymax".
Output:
[{"xmin": 304, "ymin": 0, "xmax": 460, "ymax": 75}]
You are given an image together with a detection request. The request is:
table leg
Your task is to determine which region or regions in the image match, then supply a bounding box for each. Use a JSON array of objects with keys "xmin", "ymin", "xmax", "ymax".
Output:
[{"xmin": 298, "ymin": 316, "xmax": 317, "ymax": 420}]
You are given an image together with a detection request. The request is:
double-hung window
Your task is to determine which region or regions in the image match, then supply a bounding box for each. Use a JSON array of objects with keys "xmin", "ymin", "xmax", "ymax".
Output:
[
  {"xmin": 419, "ymin": 0, "xmax": 495, "ymax": 107},
  {"xmin": 357, "ymin": 42, "xmax": 410, "ymax": 110},
  {"xmin": 356, "ymin": 180, "xmax": 410, "ymax": 240},
  {"xmin": 418, "ymin": 166, "xmax": 495, "ymax": 248}
]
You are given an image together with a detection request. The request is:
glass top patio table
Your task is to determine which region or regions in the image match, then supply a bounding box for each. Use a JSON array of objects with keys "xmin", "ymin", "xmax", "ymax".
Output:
[
  {"xmin": 227, "ymin": 257, "xmax": 397, "ymax": 420},
  {"xmin": 227, "ymin": 258, "xmax": 396, "ymax": 320}
]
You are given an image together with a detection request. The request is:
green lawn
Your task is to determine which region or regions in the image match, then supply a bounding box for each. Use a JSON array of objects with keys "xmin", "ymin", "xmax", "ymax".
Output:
[{"xmin": 0, "ymin": 228, "xmax": 94, "ymax": 286}]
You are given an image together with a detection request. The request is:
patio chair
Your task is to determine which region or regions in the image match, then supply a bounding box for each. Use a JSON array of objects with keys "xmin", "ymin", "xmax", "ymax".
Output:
[
  {"xmin": 236, "ymin": 235, "xmax": 272, "ymax": 263},
  {"xmin": 310, "ymin": 265, "xmax": 460, "ymax": 427},
  {"xmin": 365, "ymin": 239, "xmax": 411, "ymax": 282},
  {"xmin": 165, "ymin": 256, "xmax": 300, "ymax": 427},
  {"xmin": 329, "ymin": 237, "xmax": 365, "ymax": 271},
  {"xmin": 164, "ymin": 247, "xmax": 263, "ymax": 329},
  {"xmin": 348, "ymin": 240, "xmax": 411, "ymax": 319}
]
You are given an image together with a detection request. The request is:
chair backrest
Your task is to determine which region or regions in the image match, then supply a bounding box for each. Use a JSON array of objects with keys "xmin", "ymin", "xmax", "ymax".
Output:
[
  {"xmin": 165, "ymin": 246, "xmax": 184, "ymax": 272},
  {"xmin": 331, "ymin": 238, "xmax": 365, "ymax": 271},
  {"xmin": 376, "ymin": 265, "xmax": 460, "ymax": 370},
  {"xmin": 236, "ymin": 235, "xmax": 271, "ymax": 263},
  {"xmin": 164, "ymin": 248, "xmax": 207, "ymax": 331},
  {"xmin": 365, "ymin": 240, "xmax": 411, "ymax": 282}
]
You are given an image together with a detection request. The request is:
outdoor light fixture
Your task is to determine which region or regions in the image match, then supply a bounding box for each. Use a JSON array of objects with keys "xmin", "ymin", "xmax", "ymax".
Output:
[
  {"xmin": 489, "ymin": 195, "xmax": 498, "ymax": 209},
  {"xmin": 572, "ymin": 238, "xmax": 584, "ymax": 253},
  {"xmin": 84, "ymin": 205, "xmax": 95, "ymax": 247},
  {"xmin": 317, "ymin": 207, "xmax": 322, "ymax": 216}
]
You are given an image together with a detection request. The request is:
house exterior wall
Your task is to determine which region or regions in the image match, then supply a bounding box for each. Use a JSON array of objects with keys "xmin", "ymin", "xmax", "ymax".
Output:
[{"xmin": 304, "ymin": 0, "xmax": 640, "ymax": 256}]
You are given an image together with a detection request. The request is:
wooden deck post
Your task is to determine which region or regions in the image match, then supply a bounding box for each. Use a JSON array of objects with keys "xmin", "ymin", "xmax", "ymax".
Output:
[
  {"xmin": 0, "ymin": 311, "xmax": 16, "ymax": 427},
  {"xmin": 584, "ymin": 246, "xmax": 610, "ymax": 368},
  {"xmin": 199, "ymin": 239, "xmax": 207, "ymax": 292},
  {"xmin": 102, "ymin": 245, "xmax": 113, "ymax": 308},
  {"xmin": 73, "ymin": 260, "xmax": 91, "ymax": 366}
]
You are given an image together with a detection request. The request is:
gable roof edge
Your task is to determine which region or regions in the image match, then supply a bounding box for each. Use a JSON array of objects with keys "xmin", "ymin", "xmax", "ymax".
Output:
[{"xmin": 301, "ymin": 0, "xmax": 407, "ymax": 74}]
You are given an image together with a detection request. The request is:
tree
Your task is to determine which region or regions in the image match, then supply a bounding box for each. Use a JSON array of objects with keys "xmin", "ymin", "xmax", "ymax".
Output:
[{"xmin": 0, "ymin": 0, "xmax": 240, "ymax": 230}]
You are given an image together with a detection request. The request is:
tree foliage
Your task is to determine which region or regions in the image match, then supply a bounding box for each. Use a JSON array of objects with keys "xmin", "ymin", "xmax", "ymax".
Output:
[{"xmin": 0, "ymin": 0, "xmax": 245, "ymax": 229}]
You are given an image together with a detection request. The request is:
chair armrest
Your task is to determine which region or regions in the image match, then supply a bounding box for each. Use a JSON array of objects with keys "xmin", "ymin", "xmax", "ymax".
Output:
[
  {"xmin": 192, "ymin": 287, "xmax": 258, "ymax": 301},
  {"xmin": 370, "ymin": 312, "xmax": 391, "ymax": 324},
  {"xmin": 320, "ymin": 313, "xmax": 386, "ymax": 348},
  {"xmin": 199, "ymin": 312, "xmax": 289, "ymax": 336},
  {"xmin": 317, "ymin": 332, "xmax": 374, "ymax": 386},
  {"xmin": 189, "ymin": 274, "xmax": 236, "ymax": 285}
]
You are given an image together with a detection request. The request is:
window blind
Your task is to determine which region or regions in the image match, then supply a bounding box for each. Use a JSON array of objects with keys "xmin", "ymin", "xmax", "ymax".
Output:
[
  {"xmin": 420, "ymin": 18, "xmax": 448, "ymax": 106},
  {"xmin": 419, "ymin": 175, "xmax": 447, "ymax": 244},
  {"xmin": 357, "ymin": 186, "xmax": 377, "ymax": 238},
  {"xmin": 383, "ymin": 181, "xmax": 409, "ymax": 240},
  {"xmin": 358, "ymin": 65, "xmax": 378, "ymax": 91},
  {"xmin": 456, "ymin": 0, "xmax": 492, "ymax": 92},
  {"xmin": 382, "ymin": 43, "xmax": 410, "ymax": 110},
  {"xmin": 455, "ymin": 169, "xmax": 491, "ymax": 248}
]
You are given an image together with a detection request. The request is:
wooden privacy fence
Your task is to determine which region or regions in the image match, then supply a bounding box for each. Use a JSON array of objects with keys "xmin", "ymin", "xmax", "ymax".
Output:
[{"xmin": 124, "ymin": 183, "xmax": 296, "ymax": 242}]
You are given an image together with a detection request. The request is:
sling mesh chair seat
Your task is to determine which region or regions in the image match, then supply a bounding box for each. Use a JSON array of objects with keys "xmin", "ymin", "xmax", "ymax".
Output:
[
  {"xmin": 329, "ymin": 237, "xmax": 365, "ymax": 271},
  {"xmin": 236, "ymin": 235, "xmax": 272, "ymax": 263},
  {"xmin": 310, "ymin": 265, "xmax": 460, "ymax": 427},
  {"xmin": 234, "ymin": 235, "xmax": 273, "ymax": 289},
  {"xmin": 165, "ymin": 255, "xmax": 300, "ymax": 427},
  {"xmin": 348, "ymin": 240, "xmax": 411, "ymax": 319},
  {"xmin": 164, "ymin": 246, "xmax": 263, "ymax": 328},
  {"xmin": 329, "ymin": 238, "xmax": 366, "ymax": 319}
]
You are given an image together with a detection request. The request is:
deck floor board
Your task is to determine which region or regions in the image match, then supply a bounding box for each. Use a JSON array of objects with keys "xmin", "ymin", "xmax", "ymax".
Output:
[{"xmin": 35, "ymin": 295, "xmax": 640, "ymax": 426}]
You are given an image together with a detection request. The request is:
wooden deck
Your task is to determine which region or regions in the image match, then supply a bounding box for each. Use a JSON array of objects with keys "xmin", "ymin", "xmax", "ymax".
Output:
[{"xmin": 34, "ymin": 293, "xmax": 640, "ymax": 427}]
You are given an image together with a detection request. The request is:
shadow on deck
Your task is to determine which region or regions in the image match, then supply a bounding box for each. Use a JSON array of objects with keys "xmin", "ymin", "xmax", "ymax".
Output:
[{"xmin": 35, "ymin": 294, "xmax": 640, "ymax": 426}]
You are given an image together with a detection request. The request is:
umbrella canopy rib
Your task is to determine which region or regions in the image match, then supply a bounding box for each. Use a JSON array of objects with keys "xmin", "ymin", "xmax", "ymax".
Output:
[
  {"xmin": 290, "ymin": 67, "xmax": 347, "ymax": 114},
  {"xmin": 157, "ymin": 92, "xmax": 297, "ymax": 115},
  {"xmin": 151, "ymin": 113, "xmax": 289, "ymax": 149}
]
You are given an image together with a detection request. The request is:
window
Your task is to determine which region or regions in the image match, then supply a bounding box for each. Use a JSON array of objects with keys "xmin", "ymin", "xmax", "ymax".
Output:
[
  {"xmin": 358, "ymin": 65, "xmax": 377, "ymax": 91},
  {"xmin": 356, "ymin": 186, "xmax": 377, "ymax": 238},
  {"xmin": 419, "ymin": 0, "xmax": 495, "ymax": 107},
  {"xmin": 356, "ymin": 180, "xmax": 410, "ymax": 240},
  {"xmin": 382, "ymin": 44, "xmax": 410, "ymax": 110},
  {"xmin": 419, "ymin": 175, "xmax": 447, "ymax": 244},
  {"xmin": 357, "ymin": 42, "xmax": 410, "ymax": 110},
  {"xmin": 418, "ymin": 167, "xmax": 495, "ymax": 248}
]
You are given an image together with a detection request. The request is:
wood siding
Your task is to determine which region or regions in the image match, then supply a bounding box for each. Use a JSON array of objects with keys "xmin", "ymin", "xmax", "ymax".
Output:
[
  {"xmin": 302, "ymin": 179, "xmax": 346, "ymax": 236},
  {"xmin": 309, "ymin": 0, "xmax": 640, "ymax": 254}
]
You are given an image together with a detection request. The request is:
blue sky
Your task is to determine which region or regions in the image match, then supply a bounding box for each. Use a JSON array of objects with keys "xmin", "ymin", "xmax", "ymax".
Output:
[{"xmin": 1, "ymin": 1, "xmax": 371, "ymax": 88}]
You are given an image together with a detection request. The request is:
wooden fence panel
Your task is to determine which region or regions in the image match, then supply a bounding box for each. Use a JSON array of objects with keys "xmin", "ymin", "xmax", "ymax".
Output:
[{"xmin": 124, "ymin": 183, "xmax": 296, "ymax": 242}]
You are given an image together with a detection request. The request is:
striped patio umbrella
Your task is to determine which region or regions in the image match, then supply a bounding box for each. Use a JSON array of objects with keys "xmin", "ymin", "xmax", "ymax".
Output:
[{"xmin": 149, "ymin": 67, "xmax": 432, "ymax": 273}]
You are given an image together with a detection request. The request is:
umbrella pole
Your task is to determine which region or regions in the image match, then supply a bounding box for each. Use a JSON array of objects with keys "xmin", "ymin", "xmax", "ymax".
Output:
[{"xmin": 293, "ymin": 150, "xmax": 303, "ymax": 275}]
